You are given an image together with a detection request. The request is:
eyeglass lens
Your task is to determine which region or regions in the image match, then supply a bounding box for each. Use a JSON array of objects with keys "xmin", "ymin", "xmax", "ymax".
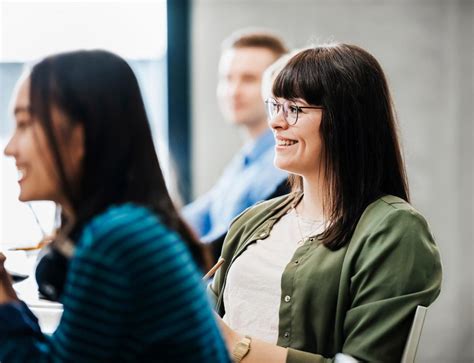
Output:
[{"xmin": 266, "ymin": 99, "xmax": 298, "ymax": 125}]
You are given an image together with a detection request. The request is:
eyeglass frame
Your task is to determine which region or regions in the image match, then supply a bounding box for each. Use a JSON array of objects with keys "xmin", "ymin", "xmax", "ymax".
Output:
[{"xmin": 264, "ymin": 97, "xmax": 324, "ymax": 125}]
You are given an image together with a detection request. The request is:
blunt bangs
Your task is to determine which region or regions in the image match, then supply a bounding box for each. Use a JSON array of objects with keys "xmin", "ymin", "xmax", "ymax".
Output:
[{"xmin": 272, "ymin": 48, "xmax": 325, "ymax": 106}]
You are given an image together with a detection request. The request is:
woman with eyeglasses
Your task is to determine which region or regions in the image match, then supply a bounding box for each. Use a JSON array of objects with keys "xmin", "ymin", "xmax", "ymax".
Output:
[
  {"xmin": 209, "ymin": 43, "xmax": 442, "ymax": 362},
  {"xmin": 0, "ymin": 50, "xmax": 230, "ymax": 362}
]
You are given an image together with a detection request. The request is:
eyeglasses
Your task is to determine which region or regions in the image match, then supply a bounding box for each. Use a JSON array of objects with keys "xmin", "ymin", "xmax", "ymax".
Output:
[{"xmin": 264, "ymin": 97, "xmax": 324, "ymax": 125}]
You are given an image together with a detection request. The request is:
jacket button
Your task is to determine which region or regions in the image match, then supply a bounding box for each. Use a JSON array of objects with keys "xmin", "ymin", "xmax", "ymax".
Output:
[
  {"xmin": 284, "ymin": 332, "xmax": 290, "ymax": 338},
  {"xmin": 284, "ymin": 295, "xmax": 291, "ymax": 303},
  {"xmin": 294, "ymin": 259, "xmax": 299, "ymax": 264}
]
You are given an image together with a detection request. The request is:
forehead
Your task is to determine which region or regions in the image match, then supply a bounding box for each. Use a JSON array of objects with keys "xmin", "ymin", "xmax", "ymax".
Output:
[
  {"xmin": 218, "ymin": 47, "xmax": 277, "ymax": 76},
  {"xmin": 12, "ymin": 77, "xmax": 31, "ymax": 116}
]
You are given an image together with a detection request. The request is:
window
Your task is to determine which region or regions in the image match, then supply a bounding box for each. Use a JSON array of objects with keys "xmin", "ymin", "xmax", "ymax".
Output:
[{"xmin": 0, "ymin": 1, "xmax": 168, "ymax": 247}]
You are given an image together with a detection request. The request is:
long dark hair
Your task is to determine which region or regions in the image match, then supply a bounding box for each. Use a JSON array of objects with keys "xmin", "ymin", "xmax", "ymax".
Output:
[
  {"xmin": 29, "ymin": 50, "xmax": 209, "ymax": 269},
  {"xmin": 273, "ymin": 44, "xmax": 409, "ymax": 250}
]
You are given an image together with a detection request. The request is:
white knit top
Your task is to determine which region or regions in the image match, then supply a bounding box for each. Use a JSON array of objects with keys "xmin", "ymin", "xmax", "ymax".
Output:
[{"xmin": 222, "ymin": 208, "xmax": 325, "ymax": 343}]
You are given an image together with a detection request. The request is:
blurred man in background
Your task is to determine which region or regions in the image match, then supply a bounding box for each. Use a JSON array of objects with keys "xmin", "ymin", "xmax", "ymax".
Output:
[{"xmin": 183, "ymin": 30, "xmax": 289, "ymax": 259}]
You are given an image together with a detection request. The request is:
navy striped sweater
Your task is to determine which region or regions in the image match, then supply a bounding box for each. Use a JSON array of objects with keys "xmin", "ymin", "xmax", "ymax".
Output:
[{"xmin": 0, "ymin": 204, "xmax": 230, "ymax": 362}]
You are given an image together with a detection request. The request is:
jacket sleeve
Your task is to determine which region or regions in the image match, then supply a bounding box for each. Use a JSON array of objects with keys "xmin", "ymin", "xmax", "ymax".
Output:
[
  {"xmin": 286, "ymin": 207, "xmax": 442, "ymax": 363},
  {"xmin": 341, "ymin": 208, "xmax": 441, "ymax": 362},
  {"xmin": 0, "ymin": 301, "xmax": 48, "ymax": 363}
]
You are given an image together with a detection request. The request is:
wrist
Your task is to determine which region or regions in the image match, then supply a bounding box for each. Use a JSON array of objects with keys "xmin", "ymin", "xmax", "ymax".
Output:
[
  {"xmin": 231, "ymin": 335, "xmax": 252, "ymax": 362},
  {"xmin": 225, "ymin": 329, "xmax": 242, "ymax": 355}
]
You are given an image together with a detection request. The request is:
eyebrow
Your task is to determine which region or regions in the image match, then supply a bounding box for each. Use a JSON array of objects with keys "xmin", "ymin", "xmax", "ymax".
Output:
[{"xmin": 13, "ymin": 106, "xmax": 32, "ymax": 116}]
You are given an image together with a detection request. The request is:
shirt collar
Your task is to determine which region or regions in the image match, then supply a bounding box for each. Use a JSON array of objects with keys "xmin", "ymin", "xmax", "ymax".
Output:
[{"xmin": 242, "ymin": 129, "xmax": 275, "ymax": 166}]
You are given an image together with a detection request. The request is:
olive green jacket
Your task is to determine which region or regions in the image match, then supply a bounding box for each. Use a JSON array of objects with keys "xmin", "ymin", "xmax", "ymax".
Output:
[{"xmin": 208, "ymin": 193, "xmax": 442, "ymax": 363}]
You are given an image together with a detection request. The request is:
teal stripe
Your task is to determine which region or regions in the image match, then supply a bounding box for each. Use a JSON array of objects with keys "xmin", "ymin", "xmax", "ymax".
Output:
[
  {"xmin": 60, "ymin": 311, "xmax": 124, "ymax": 336},
  {"xmin": 90, "ymin": 209, "xmax": 143, "ymax": 240},
  {"xmin": 68, "ymin": 263, "xmax": 128, "ymax": 290},
  {"xmin": 91, "ymin": 211, "xmax": 161, "ymax": 248},
  {"xmin": 136, "ymin": 290, "xmax": 209, "ymax": 327},
  {"xmin": 138, "ymin": 275, "xmax": 203, "ymax": 307},
  {"xmin": 135, "ymin": 262, "xmax": 199, "ymax": 295},
  {"xmin": 64, "ymin": 280, "xmax": 130, "ymax": 304},
  {"xmin": 96, "ymin": 221, "xmax": 167, "ymax": 258},
  {"xmin": 64, "ymin": 301, "xmax": 127, "ymax": 319},
  {"xmin": 56, "ymin": 328, "xmax": 113, "ymax": 354},
  {"xmin": 119, "ymin": 232, "xmax": 183, "ymax": 266},
  {"xmin": 130, "ymin": 258, "xmax": 195, "ymax": 289}
]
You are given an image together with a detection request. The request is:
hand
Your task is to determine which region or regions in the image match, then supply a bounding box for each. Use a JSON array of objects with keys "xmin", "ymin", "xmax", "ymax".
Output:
[{"xmin": 0, "ymin": 253, "xmax": 19, "ymax": 303}]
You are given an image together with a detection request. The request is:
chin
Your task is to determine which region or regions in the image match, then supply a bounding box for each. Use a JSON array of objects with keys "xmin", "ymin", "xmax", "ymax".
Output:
[
  {"xmin": 275, "ymin": 160, "xmax": 306, "ymax": 177},
  {"xmin": 18, "ymin": 190, "xmax": 41, "ymax": 203},
  {"xmin": 274, "ymin": 160, "xmax": 293, "ymax": 174},
  {"xmin": 229, "ymin": 117, "xmax": 248, "ymax": 126},
  {"xmin": 18, "ymin": 194, "xmax": 31, "ymax": 202}
]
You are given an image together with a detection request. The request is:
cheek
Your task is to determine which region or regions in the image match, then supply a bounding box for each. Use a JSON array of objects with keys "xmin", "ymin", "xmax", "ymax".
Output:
[
  {"xmin": 299, "ymin": 130, "xmax": 323, "ymax": 162},
  {"xmin": 17, "ymin": 130, "xmax": 45, "ymax": 166},
  {"xmin": 34, "ymin": 130, "xmax": 54, "ymax": 164},
  {"xmin": 311, "ymin": 136, "xmax": 323, "ymax": 153},
  {"xmin": 310, "ymin": 138, "xmax": 324, "ymax": 168},
  {"xmin": 32, "ymin": 127, "xmax": 60, "ymax": 184}
]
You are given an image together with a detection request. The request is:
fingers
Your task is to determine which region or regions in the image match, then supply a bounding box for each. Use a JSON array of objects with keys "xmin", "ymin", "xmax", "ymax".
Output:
[{"xmin": 0, "ymin": 253, "xmax": 19, "ymax": 302}]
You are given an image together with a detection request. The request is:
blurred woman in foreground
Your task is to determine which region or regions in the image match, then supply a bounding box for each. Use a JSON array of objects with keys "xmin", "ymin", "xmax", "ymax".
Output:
[{"xmin": 0, "ymin": 50, "xmax": 230, "ymax": 362}]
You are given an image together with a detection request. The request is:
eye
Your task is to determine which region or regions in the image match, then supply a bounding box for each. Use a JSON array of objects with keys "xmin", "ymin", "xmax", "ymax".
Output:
[
  {"xmin": 241, "ymin": 74, "xmax": 257, "ymax": 83},
  {"xmin": 16, "ymin": 119, "xmax": 32, "ymax": 130},
  {"xmin": 288, "ymin": 105, "xmax": 300, "ymax": 114}
]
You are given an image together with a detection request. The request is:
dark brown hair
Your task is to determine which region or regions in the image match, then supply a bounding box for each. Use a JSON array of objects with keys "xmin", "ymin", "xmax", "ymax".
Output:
[
  {"xmin": 273, "ymin": 43, "xmax": 410, "ymax": 250},
  {"xmin": 29, "ymin": 50, "xmax": 210, "ymax": 269},
  {"xmin": 222, "ymin": 29, "xmax": 288, "ymax": 58}
]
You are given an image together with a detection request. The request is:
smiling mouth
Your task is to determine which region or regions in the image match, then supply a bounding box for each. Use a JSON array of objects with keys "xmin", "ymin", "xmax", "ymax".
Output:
[
  {"xmin": 277, "ymin": 139, "xmax": 298, "ymax": 147},
  {"xmin": 17, "ymin": 168, "xmax": 27, "ymax": 182}
]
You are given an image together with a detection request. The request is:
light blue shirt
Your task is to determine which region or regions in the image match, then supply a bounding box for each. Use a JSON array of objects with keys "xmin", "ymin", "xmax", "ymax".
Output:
[{"xmin": 183, "ymin": 129, "xmax": 288, "ymax": 243}]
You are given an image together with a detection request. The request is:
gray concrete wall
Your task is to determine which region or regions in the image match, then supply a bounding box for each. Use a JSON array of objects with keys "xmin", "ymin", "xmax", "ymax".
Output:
[{"xmin": 191, "ymin": 0, "xmax": 473, "ymax": 361}]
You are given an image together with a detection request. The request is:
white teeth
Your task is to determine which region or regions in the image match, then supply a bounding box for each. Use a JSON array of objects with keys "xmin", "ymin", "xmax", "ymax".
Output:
[
  {"xmin": 278, "ymin": 139, "xmax": 297, "ymax": 146},
  {"xmin": 17, "ymin": 168, "xmax": 26, "ymax": 181}
]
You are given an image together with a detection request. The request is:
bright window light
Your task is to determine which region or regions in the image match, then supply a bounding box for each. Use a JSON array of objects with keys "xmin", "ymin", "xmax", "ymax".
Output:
[
  {"xmin": 0, "ymin": 0, "xmax": 167, "ymax": 61},
  {"xmin": 0, "ymin": 0, "xmax": 168, "ymax": 247}
]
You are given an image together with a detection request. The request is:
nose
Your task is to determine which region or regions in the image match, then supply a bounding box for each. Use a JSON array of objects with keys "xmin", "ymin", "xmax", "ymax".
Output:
[
  {"xmin": 4, "ymin": 134, "xmax": 16, "ymax": 158},
  {"xmin": 268, "ymin": 108, "xmax": 289, "ymax": 130}
]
